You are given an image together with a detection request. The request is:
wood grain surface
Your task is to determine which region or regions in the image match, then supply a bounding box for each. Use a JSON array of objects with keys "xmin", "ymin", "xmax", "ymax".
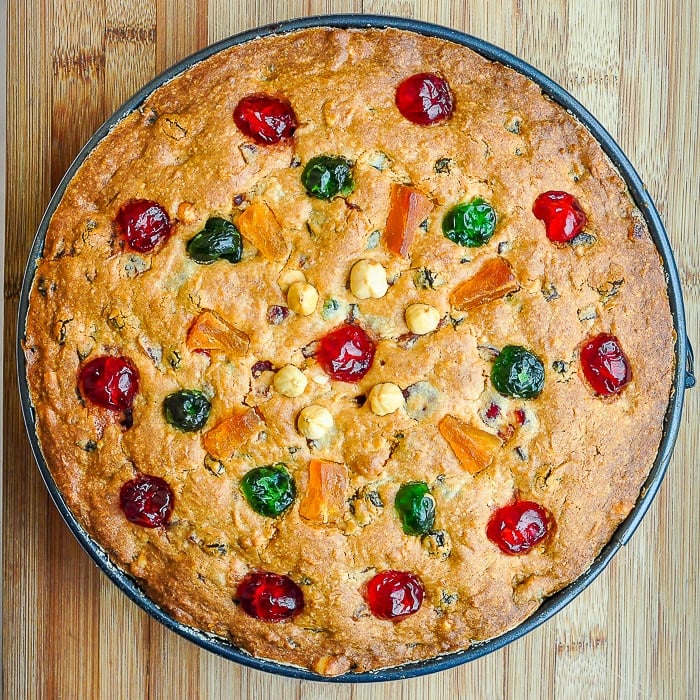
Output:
[{"xmin": 3, "ymin": 1, "xmax": 698, "ymax": 698}]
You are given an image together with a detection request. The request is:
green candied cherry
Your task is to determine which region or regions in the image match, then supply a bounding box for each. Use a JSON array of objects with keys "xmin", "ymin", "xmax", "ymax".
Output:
[
  {"xmin": 491, "ymin": 345, "xmax": 545, "ymax": 399},
  {"xmin": 442, "ymin": 197, "xmax": 497, "ymax": 247},
  {"xmin": 240, "ymin": 464, "xmax": 296, "ymax": 517},
  {"xmin": 186, "ymin": 217, "xmax": 242, "ymax": 264},
  {"xmin": 301, "ymin": 155, "xmax": 354, "ymax": 200},
  {"xmin": 163, "ymin": 389, "xmax": 211, "ymax": 431},
  {"xmin": 394, "ymin": 482, "xmax": 436, "ymax": 536}
]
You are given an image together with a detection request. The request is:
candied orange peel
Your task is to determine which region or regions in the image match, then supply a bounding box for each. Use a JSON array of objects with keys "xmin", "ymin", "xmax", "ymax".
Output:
[
  {"xmin": 203, "ymin": 408, "xmax": 263, "ymax": 460},
  {"xmin": 236, "ymin": 199, "xmax": 288, "ymax": 260},
  {"xmin": 186, "ymin": 310, "xmax": 249, "ymax": 357},
  {"xmin": 438, "ymin": 414, "xmax": 502, "ymax": 475},
  {"xmin": 449, "ymin": 257, "xmax": 519, "ymax": 311},
  {"xmin": 299, "ymin": 459, "xmax": 348, "ymax": 524},
  {"xmin": 384, "ymin": 183, "xmax": 434, "ymax": 257}
]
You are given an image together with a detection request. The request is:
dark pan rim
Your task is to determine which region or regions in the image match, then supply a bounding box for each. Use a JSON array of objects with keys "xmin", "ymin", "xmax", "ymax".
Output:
[{"xmin": 16, "ymin": 13, "xmax": 693, "ymax": 683}]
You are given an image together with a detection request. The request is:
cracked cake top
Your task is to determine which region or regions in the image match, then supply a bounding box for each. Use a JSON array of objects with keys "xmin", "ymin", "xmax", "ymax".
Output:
[{"xmin": 24, "ymin": 27, "xmax": 674, "ymax": 675}]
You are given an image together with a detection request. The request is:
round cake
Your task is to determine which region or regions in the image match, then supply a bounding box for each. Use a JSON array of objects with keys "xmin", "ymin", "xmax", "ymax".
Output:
[{"xmin": 23, "ymin": 26, "xmax": 675, "ymax": 675}]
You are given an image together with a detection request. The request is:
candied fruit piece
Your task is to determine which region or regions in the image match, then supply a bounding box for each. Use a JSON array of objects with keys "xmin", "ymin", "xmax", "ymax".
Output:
[
  {"xmin": 384, "ymin": 183, "xmax": 434, "ymax": 257},
  {"xmin": 237, "ymin": 571, "xmax": 304, "ymax": 621},
  {"xmin": 395, "ymin": 73, "xmax": 454, "ymax": 125},
  {"xmin": 203, "ymin": 408, "xmax": 263, "ymax": 460},
  {"xmin": 240, "ymin": 464, "xmax": 296, "ymax": 517},
  {"xmin": 438, "ymin": 414, "xmax": 502, "ymax": 475},
  {"xmin": 366, "ymin": 570, "xmax": 424, "ymax": 620},
  {"xmin": 443, "ymin": 198, "xmax": 497, "ymax": 247},
  {"xmin": 163, "ymin": 390, "xmax": 211, "ymax": 432},
  {"xmin": 313, "ymin": 654, "xmax": 352, "ymax": 677},
  {"xmin": 450, "ymin": 257, "xmax": 519, "ymax": 311},
  {"xmin": 299, "ymin": 459, "xmax": 348, "ymax": 524},
  {"xmin": 186, "ymin": 310, "xmax": 250, "ymax": 357},
  {"xmin": 580, "ymin": 333, "xmax": 631, "ymax": 396},
  {"xmin": 485, "ymin": 402, "xmax": 501, "ymax": 421},
  {"xmin": 317, "ymin": 324, "xmax": 375, "ymax": 382},
  {"xmin": 533, "ymin": 191, "xmax": 587, "ymax": 243},
  {"xmin": 236, "ymin": 200, "xmax": 288, "ymax": 260},
  {"xmin": 187, "ymin": 217, "xmax": 242, "ymax": 264},
  {"xmin": 115, "ymin": 199, "xmax": 171, "ymax": 252},
  {"xmin": 79, "ymin": 356, "xmax": 139, "ymax": 411},
  {"xmin": 487, "ymin": 500, "xmax": 553, "ymax": 554},
  {"xmin": 394, "ymin": 482, "xmax": 435, "ymax": 536},
  {"xmin": 120, "ymin": 474, "xmax": 173, "ymax": 528},
  {"xmin": 492, "ymin": 345, "xmax": 545, "ymax": 399},
  {"xmin": 233, "ymin": 94, "xmax": 297, "ymax": 145},
  {"xmin": 301, "ymin": 155, "xmax": 354, "ymax": 200}
]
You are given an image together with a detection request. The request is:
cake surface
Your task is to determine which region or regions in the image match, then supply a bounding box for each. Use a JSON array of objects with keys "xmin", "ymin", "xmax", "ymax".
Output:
[{"xmin": 23, "ymin": 27, "xmax": 675, "ymax": 675}]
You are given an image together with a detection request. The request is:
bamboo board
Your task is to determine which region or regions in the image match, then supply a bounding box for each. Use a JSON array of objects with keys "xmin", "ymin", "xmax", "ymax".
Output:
[{"xmin": 4, "ymin": 1, "xmax": 699, "ymax": 698}]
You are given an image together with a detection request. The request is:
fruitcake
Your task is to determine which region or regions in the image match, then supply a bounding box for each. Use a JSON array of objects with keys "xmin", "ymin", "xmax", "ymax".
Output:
[{"xmin": 23, "ymin": 26, "xmax": 675, "ymax": 675}]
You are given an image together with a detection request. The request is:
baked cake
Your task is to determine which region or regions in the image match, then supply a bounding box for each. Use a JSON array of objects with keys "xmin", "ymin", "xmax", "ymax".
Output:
[{"xmin": 23, "ymin": 27, "xmax": 675, "ymax": 675}]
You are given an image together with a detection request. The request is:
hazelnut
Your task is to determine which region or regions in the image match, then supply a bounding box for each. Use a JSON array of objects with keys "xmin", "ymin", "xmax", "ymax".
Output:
[
  {"xmin": 350, "ymin": 260, "xmax": 388, "ymax": 299},
  {"xmin": 368, "ymin": 383, "xmax": 404, "ymax": 416},
  {"xmin": 287, "ymin": 281, "xmax": 318, "ymax": 316},
  {"xmin": 278, "ymin": 268, "xmax": 307, "ymax": 293},
  {"xmin": 405, "ymin": 303, "xmax": 440, "ymax": 335},
  {"xmin": 273, "ymin": 365, "xmax": 308, "ymax": 397},
  {"xmin": 297, "ymin": 405, "xmax": 334, "ymax": 439}
]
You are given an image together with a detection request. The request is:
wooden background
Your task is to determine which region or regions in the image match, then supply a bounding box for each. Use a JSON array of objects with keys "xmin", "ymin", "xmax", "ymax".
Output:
[{"xmin": 4, "ymin": 1, "xmax": 698, "ymax": 698}]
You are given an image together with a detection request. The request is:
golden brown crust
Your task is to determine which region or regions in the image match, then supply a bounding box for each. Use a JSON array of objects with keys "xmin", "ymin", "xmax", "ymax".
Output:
[{"xmin": 24, "ymin": 27, "xmax": 674, "ymax": 674}]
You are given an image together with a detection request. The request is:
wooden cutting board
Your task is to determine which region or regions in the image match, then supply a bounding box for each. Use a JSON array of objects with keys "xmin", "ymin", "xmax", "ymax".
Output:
[{"xmin": 4, "ymin": 1, "xmax": 698, "ymax": 698}]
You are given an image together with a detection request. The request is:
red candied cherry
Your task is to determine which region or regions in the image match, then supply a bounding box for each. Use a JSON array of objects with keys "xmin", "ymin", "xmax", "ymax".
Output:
[
  {"xmin": 580, "ymin": 333, "xmax": 631, "ymax": 396},
  {"xmin": 79, "ymin": 356, "xmax": 139, "ymax": 411},
  {"xmin": 115, "ymin": 199, "xmax": 171, "ymax": 252},
  {"xmin": 533, "ymin": 191, "xmax": 587, "ymax": 243},
  {"xmin": 366, "ymin": 570, "xmax": 424, "ymax": 621},
  {"xmin": 395, "ymin": 73, "xmax": 454, "ymax": 125},
  {"xmin": 233, "ymin": 94, "xmax": 297, "ymax": 145},
  {"xmin": 317, "ymin": 324, "xmax": 376, "ymax": 382},
  {"xmin": 120, "ymin": 474, "xmax": 174, "ymax": 528},
  {"xmin": 487, "ymin": 500, "xmax": 553, "ymax": 554},
  {"xmin": 237, "ymin": 571, "xmax": 304, "ymax": 622}
]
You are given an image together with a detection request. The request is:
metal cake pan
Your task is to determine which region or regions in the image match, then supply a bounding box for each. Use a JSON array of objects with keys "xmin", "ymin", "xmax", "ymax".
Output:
[{"xmin": 17, "ymin": 14, "xmax": 695, "ymax": 682}]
